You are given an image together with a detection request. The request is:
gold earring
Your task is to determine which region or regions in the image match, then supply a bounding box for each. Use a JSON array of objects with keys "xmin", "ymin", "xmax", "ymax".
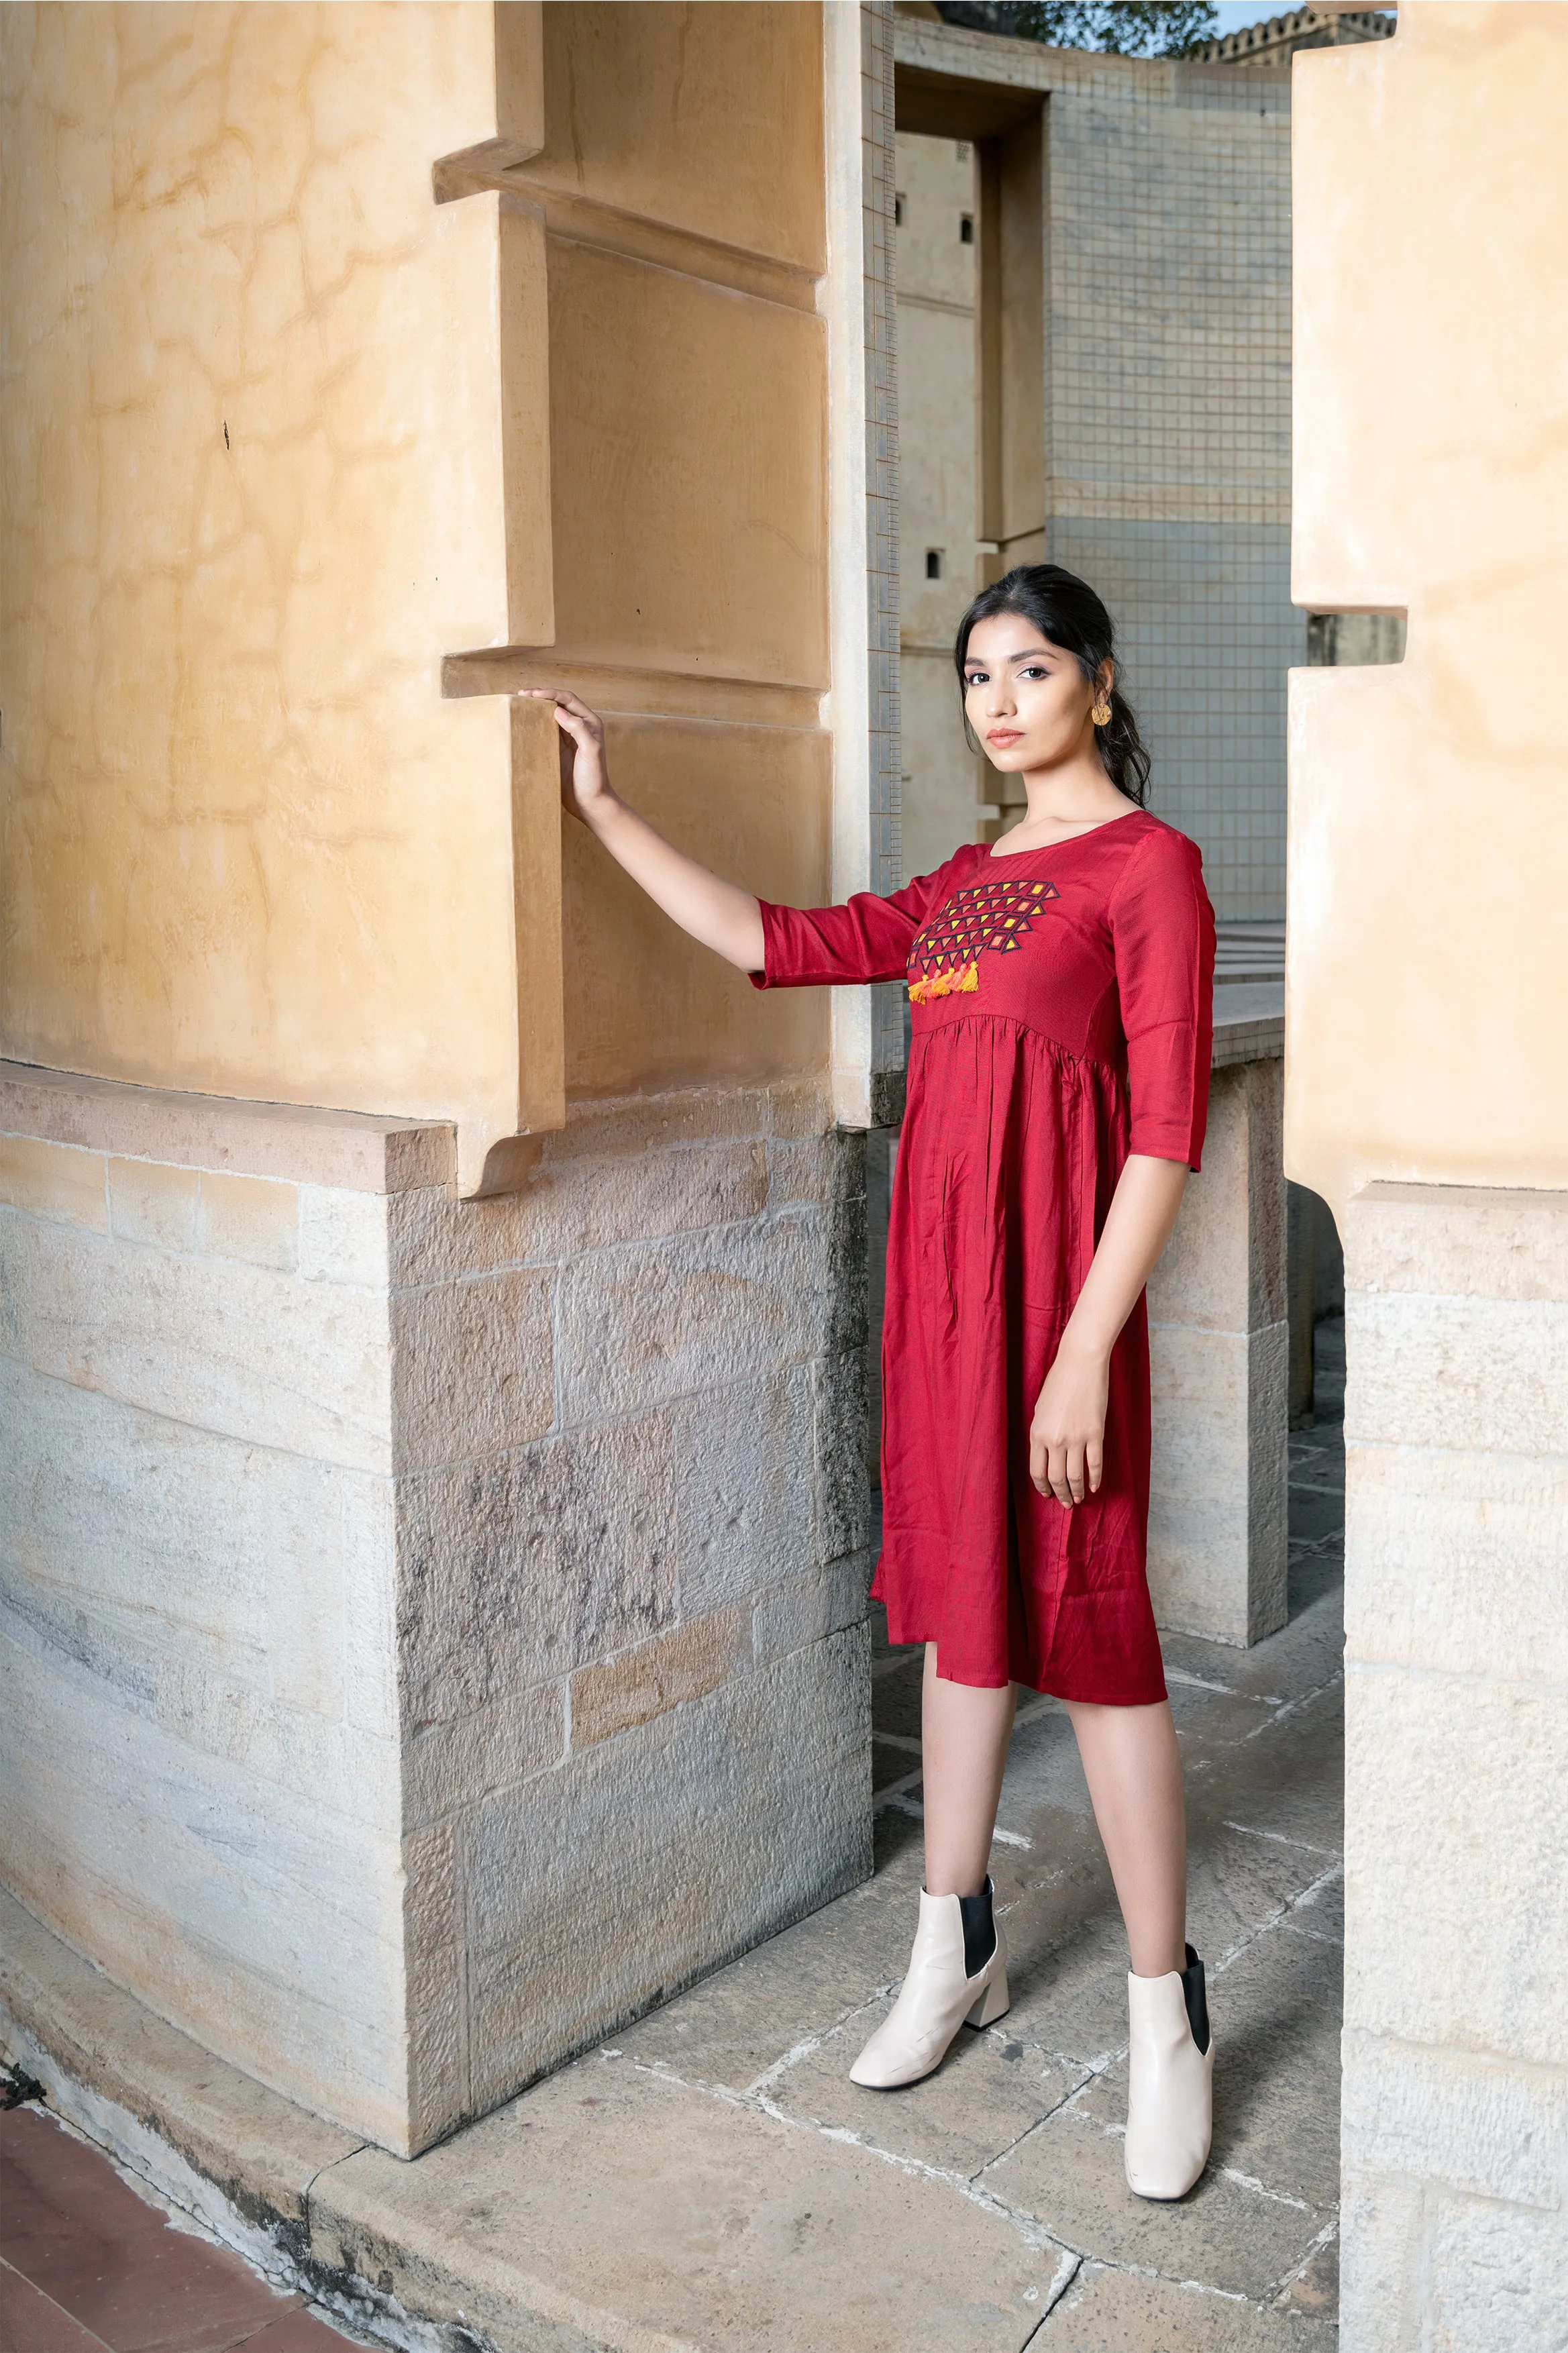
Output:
[{"xmin": 1091, "ymin": 697, "xmax": 1112, "ymax": 727}]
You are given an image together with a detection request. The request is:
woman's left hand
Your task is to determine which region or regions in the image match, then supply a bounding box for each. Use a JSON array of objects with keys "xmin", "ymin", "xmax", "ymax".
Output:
[{"xmin": 1029, "ymin": 1333, "xmax": 1109, "ymax": 1507}]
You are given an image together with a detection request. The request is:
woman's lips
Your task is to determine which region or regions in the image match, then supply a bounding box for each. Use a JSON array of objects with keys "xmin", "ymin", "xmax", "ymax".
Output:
[{"xmin": 987, "ymin": 730, "xmax": 1023, "ymax": 746}]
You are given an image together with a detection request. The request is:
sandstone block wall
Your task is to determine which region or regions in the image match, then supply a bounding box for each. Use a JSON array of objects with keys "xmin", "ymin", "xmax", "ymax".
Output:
[
  {"xmin": 1340, "ymin": 1183, "xmax": 1568, "ymax": 2344},
  {"xmin": 0, "ymin": 1065, "xmax": 873, "ymax": 2154}
]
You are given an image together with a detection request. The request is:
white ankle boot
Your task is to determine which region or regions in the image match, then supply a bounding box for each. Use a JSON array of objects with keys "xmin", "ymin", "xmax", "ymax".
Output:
[
  {"xmin": 849, "ymin": 1887, "xmax": 1010, "ymax": 2089},
  {"xmin": 1124, "ymin": 1943, "xmax": 1213, "ymax": 2199}
]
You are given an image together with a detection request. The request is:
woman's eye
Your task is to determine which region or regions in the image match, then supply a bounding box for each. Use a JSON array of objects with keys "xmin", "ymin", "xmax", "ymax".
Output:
[
  {"xmin": 965, "ymin": 672, "xmax": 988, "ymax": 687},
  {"xmin": 1020, "ymin": 666, "xmax": 1048, "ymax": 680}
]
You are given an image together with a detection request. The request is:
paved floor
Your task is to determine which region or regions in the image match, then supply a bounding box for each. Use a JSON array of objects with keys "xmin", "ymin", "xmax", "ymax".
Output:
[
  {"xmin": 3, "ymin": 1322, "xmax": 1345, "ymax": 2353},
  {"xmin": 0, "ymin": 2097, "xmax": 346, "ymax": 2353}
]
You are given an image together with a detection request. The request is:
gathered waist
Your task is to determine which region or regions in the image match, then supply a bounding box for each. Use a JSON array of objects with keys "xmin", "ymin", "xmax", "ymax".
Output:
[{"xmin": 908, "ymin": 1009, "xmax": 1125, "ymax": 1086}]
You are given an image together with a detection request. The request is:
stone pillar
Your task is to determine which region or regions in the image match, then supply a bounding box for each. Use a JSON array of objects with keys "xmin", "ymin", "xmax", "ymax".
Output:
[
  {"xmin": 1146, "ymin": 1040, "xmax": 1288, "ymax": 1649},
  {"xmin": 1340, "ymin": 1184, "xmax": 1568, "ymax": 2343},
  {"xmin": 0, "ymin": 1063, "xmax": 872, "ymax": 2156}
]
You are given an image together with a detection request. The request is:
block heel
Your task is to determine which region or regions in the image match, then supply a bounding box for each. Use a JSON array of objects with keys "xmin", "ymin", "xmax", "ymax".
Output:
[{"xmin": 967, "ymin": 1965, "xmax": 1010, "ymax": 2028}]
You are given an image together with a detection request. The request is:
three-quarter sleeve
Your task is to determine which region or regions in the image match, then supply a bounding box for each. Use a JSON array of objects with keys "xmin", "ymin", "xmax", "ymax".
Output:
[
  {"xmin": 1107, "ymin": 827, "xmax": 1216, "ymax": 1171},
  {"xmin": 749, "ymin": 866, "xmax": 951, "ymax": 990}
]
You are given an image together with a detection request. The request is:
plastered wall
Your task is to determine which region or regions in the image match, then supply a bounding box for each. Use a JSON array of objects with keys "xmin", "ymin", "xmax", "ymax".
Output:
[
  {"xmin": 445, "ymin": 1, "xmax": 843, "ymax": 1116},
  {"xmin": 1288, "ymin": 1, "xmax": 1568, "ymax": 1211},
  {"xmin": 0, "ymin": 3, "xmax": 882, "ymax": 1193},
  {"xmin": 0, "ymin": 4, "xmax": 527, "ymax": 1188},
  {"xmin": 1291, "ymin": 9, "xmax": 1568, "ymax": 2338}
]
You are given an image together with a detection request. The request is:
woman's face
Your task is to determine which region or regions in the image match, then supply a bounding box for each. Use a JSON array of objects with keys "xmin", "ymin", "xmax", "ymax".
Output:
[{"xmin": 961, "ymin": 613, "xmax": 1106, "ymax": 774}]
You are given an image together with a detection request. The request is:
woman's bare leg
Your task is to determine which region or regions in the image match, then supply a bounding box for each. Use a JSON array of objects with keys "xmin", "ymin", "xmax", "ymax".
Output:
[
  {"xmin": 1063, "ymin": 1697, "xmax": 1188, "ymax": 1976},
  {"xmin": 921, "ymin": 1645, "xmax": 1016, "ymax": 1897}
]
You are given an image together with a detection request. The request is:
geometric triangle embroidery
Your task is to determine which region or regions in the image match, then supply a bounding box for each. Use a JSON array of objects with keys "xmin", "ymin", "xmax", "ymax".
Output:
[{"xmin": 907, "ymin": 877, "xmax": 1059, "ymax": 1003}]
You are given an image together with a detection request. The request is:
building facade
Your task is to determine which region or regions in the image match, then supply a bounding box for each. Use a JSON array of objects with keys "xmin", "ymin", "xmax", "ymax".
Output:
[
  {"xmin": 1290, "ymin": 7, "xmax": 1568, "ymax": 2338},
  {"xmin": 894, "ymin": 11, "xmax": 1302, "ymax": 921},
  {"xmin": 0, "ymin": 0, "xmax": 899, "ymax": 2156},
  {"xmin": 1197, "ymin": 5, "xmax": 1394, "ymax": 71}
]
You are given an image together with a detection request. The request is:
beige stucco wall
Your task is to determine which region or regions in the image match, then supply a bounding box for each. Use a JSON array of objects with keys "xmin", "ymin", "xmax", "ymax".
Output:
[
  {"xmin": 454, "ymin": 0, "xmax": 842, "ymax": 1118},
  {"xmin": 0, "ymin": 2, "xmax": 872, "ymax": 1190},
  {"xmin": 0, "ymin": 0, "xmax": 898, "ymax": 2155},
  {"xmin": 0, "ymin": 4, "xmax": 529, "ymax": 1189},
  {"xmin": 1288, "ymin": 1, "xmax": 1568, "ymax": 1213},
  {"xmin": 1291, "ymin": 7, "xmax": 1568, "ymax": 2338}
]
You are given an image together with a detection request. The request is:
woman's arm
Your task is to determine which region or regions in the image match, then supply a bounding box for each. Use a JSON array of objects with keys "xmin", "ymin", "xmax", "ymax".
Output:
[
  {"xmin": 531, "ymin": 688, "xmax": 764, "ymax": 973},
  {"xmin": 1029, "ymin": 1154, "xmax": 1188, "ymax": 1508}
]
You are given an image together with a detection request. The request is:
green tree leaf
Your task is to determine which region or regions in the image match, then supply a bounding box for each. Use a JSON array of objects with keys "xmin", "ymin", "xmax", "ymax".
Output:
[{"xmin": 968, "ymin": 3, "xmax": 1222, "ymax": 60}]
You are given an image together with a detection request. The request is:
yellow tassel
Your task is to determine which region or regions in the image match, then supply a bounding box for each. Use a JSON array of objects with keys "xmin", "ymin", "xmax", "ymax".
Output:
[{"xmin": 908, "ymin": 961, "xmax": 979, "ymax": 1006}]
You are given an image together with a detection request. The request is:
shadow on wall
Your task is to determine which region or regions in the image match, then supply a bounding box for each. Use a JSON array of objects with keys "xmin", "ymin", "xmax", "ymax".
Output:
[
  {"xmin": 1288, "ymin": 1184, "xmax": 1343, "ymax": 1430},
  {"xmin": 1305, "ymin": 612, "xmax": 1406, "ymax": 668}
]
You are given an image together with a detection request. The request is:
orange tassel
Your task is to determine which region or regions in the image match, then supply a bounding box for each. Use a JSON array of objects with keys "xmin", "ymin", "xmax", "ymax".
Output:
[{"xmin": 908, "ymin": 961, "xmax": 979, "ymax": 1006}]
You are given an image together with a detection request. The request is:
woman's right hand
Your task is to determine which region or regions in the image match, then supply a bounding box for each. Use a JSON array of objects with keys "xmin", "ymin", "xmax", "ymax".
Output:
[
  {"xmin": 521, "ymin": 689, "xmax": 614, "ymax": 825},
  {"xmin": 517, "ymin": 687, "xmax": 766, "ymax": 973}
]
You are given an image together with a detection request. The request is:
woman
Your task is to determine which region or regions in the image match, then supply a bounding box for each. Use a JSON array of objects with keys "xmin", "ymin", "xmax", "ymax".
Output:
[{"xmin": 529, "ymin": 564, "xmax": 1216, "ymax": 2201}]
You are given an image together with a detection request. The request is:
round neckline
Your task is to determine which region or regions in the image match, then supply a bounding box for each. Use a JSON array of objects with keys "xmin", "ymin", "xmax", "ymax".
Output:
[{"xmin": 983, "ymin": 808, "xmax": 1145, "ymax": 861}]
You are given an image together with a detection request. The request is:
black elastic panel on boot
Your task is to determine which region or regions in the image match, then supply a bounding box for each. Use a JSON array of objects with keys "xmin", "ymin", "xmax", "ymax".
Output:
[
  {"xmin": 1181, "ymin": 1943, "xmax": 1211, "ymax": 2054},
  {"xmin": 958, "ymin": 1881, "xmax": 996, "ymax": 1980}
]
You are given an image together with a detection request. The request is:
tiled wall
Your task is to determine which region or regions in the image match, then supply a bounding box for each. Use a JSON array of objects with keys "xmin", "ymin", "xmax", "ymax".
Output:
[
  {"xmin": 1049, "ymin": 519, "xmax": 1299, "ymax": 918},
  {"xmin": 1046, "ymin": 68, "xmax": 1300, "ymax": 921},
  {"xmin": 891, "ymin": 20, "xmax": 1303, "ymax": 920}
]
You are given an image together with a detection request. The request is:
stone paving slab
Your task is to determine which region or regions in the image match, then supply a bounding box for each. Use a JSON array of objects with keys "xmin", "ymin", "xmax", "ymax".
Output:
[
  {"xmin": 1284, "ymin": 1482, "xmax": 1347, "ymax": 1546},
  {"xmin": 1043, "ymin": 2262, "xmax": 1339, "ymax": 2350},
  {"xmin": 766, "ymin": 2005, "xmax": 1082, "ymax": 2183},
  {"xmin": 0, "ymin": 1888, "xmax": 362, "ymax": 2236},
  {"xmin": 985, "ymin": 2107, "xmax": 1325, "ymax": 2307},
  {"xmin": 2, "ymin": 1347, "xmax": 1347, "ymax": 2350},
  {"xmin": 311, "ymin": 2060, "xmax": 1075, "ymax": 2353},
  {"xmin": 609, "ymin": 1854, "xmax": 926, "ymax": 2094}
]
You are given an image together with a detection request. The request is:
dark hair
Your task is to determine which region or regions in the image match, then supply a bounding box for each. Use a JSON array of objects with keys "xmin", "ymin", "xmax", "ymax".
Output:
[{"xmin": 953, "ymin": 564, "xmax": 1151, "ymax": 806}]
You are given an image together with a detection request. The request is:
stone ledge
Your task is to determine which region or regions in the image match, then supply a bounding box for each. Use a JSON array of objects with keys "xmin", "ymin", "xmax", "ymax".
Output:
[
  {"xmin": 1211, "ymin": 980, "xmax": 1284, "ymax": 1069},
  {"xmin": 1346, "ymin": 1178, "xmax": 1568, "ymax": 1298},
  {"xmin": 0, "ymin": 1062, "xmax": 454, "ymax": 1195},
  {"xmin": 0, "ymin": 1874, "xmax": 1063, "ymax": 2353},
  {"xmin": 1340, "ymin": 2026, "xmax": 1568, "ymax": 2216},
  {"xmin": 0, "ymin": 1884, "xmax": 360, "ymax": 2240}
]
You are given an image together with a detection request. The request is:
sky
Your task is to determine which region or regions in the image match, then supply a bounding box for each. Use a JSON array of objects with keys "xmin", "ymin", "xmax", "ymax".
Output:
[{"xmin": 1210, "ymin": 3, "xmax": 1290, "ymax": 29}]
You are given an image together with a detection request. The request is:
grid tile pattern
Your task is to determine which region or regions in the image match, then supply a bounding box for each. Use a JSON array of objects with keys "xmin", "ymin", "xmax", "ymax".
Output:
[
  {"xmin": 1049, "ymin": 519, "xmax": 1304, "ymax": 918},
  {"xmin": 1047, "ymin": 75, "xmax": 1290, "ymax": 529},
  {"xmin": 1046, "ymin": 72, "xmax": 1297, "ymax": 918},
  {"xmin": 891, "ymin": 19, "xmax": 1300, "ymax": 923}
]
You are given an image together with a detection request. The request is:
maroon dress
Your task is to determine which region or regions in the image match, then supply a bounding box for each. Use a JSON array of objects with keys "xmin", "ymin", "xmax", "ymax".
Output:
[{"xmin": 753, "ymin": 810, "xmax": 1216, "ymax": 1703}]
